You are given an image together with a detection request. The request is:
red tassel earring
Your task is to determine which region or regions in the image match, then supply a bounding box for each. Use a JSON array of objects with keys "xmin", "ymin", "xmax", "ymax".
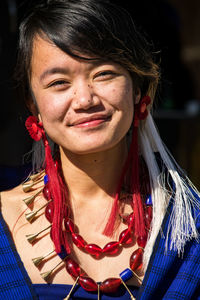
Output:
[
  {"xmin": 103, "ymin": 96, "xmax": 151, "ymax": 240},
  {"xmin": 25, "ymin": 116, "xmax": 70, "ymax": 255},
  {"xmin": 131, "ymin": 95, "xmax": 151, "ymax": 239}
]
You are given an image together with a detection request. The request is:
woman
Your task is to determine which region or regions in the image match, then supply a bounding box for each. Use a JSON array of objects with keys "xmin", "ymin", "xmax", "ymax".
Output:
[{"xmin": 0, "ymin": 0, "xmax": 200, "ymax": 299}]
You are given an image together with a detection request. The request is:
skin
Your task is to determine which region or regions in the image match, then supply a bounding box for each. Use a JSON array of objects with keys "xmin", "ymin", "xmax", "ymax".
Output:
[
  {"xmin": 30, "ymin": 35, "xmax": 141, "ymax": 200},
  {"xmin": 31, "ymin": 36, "xmax": 136, "ymax": 154},
  {"xmin": 1, "ymin": 35, "xmax": 144, "ymax": 287}
]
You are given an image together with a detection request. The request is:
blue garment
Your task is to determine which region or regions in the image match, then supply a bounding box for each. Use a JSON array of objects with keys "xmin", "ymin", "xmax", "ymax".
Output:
[
  {"xmin": 0, "ymin": 209, "xmax": 37, "ymax": 299},
  {"xmin": 138, "ymin": 194, "xmax": 200, "ymax": 300},
  {"xmin": 0, "ymin": 190, "xmax": 200, "ymax": 299}
]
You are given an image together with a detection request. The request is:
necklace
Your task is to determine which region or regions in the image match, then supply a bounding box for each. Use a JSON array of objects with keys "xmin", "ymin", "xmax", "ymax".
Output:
[{"xmin": 22, "ymin": 171, "xmax": 152, "ymax": 299}]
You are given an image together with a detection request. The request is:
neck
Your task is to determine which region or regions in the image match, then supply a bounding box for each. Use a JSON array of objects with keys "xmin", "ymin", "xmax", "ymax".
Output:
[{"xmin": 59, "ymin": 139, "xmax": 128, "ymax": 206}]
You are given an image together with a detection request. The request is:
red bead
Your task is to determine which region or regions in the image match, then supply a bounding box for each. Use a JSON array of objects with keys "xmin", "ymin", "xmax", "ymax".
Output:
[
  {"xmin": 72, "ymin": 233, "xmax": 87, "ymax": 248},
  {"xmin": 45, "ymin": 202, "xmax": 54, "ymax": 223},
  {"xmin": 43, "ymin": 185, "xmax": 51, "ymax": 200},
  {"xmin": 79, "ymin": 276, "xmax": 98, "ymax": 291},
  {"xmin": 65, "ymin": 257, "xmax": 81, "ymax": 278},
  {"xmin": 127, "ymin": 213, "xmax": 135, "ymax": 229},
  {"xmin": 103, "ymin": 242, "xmax": 120, "ymax": 255},
  {"xmin": 85, "ymin": 244, "xmax": 102, "ymax": 258},
  {"xmin": 100, "ymin": 278, "xmax": 121, "ymax": 293},
  {"xmin": 119, "ymin": 228, "xmax": 132, "ymax": 245},
  {"xmin": 130, "ymin": 248, "xmax": 143, "ymax": 271},
  {"xmin": 55, "ymin": 160, "xmax": 59, "ymax": 170},
  {"xmin": 64, "ymin": 218, "xmax": 75, "ymax": 233},
  {"xmin": 137, "ymin": 234, "xmax": 147, "ymax": 248},
  {"xmin": 145, "ymin": 206, "xmax": 152, "ymax": 229}
]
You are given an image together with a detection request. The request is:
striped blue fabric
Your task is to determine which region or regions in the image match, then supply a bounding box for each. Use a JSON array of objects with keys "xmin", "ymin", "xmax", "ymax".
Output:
[
  {"xmin": 0, "ymin": 187, "xmax": 200, "ymax": 299},
  {"xmin": 0, "ymin": 211, "xmax": 37, "ymax": 299},
  {"xmin": 138, "ymin": 191, "xmax": 200, "ymax": 300}
]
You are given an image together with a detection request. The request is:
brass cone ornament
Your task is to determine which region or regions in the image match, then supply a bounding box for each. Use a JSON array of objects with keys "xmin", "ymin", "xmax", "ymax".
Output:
[
  {"xmin": 30, "ymin": 170, "xmax": 45, "ymax": 182},
  {"xmin": 32, "ymin": 256, "xmax": 45, "ymax": 267},
  {"xmin": 25, "ymin": 211, "xmax": 38, "ymax": 223},
  {"xmin": 32, "ymin": 250, "xmax": 55, "ymax": 267},
  {"xmin": 25, "ymin": 200, "xmax": 52, "ymax": 222},
  {"xmin": 22, "ymin": 178, "xmax": 44, "ymax": 193},
  {"xmin": 26, "ymin": 232, "xmax": 40, "ymax": 244},
  {"xmin": 26, "ymin": 225, "xmax": 52, "ymax": 243},
  {"xmin": 23, "ymin": 188, "xmax": 43, "ymax": 206},
  {"xmin": 40, "ymin": 260, "xmax": 64, "ymax": 282},
  {"xmin": 41, "ymin": 270, "xmax": 53, "ymax": 281}
]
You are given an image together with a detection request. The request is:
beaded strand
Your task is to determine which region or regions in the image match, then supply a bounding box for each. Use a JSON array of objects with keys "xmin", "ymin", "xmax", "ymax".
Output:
[{"xmin": 23, "ymin": 173, "xmax": 153, "ymax": 297}]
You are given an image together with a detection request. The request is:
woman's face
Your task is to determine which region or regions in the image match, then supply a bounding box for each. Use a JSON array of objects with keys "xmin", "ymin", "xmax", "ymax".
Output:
[{"xmin": 30, "ymin": 36, "xmax": 140, "ymax": 155}]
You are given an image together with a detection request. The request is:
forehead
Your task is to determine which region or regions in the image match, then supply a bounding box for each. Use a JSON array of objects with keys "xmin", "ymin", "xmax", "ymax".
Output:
[
  {"xmin": 31, "ymin": 36, "xmax": 67, "ymax": 74},
  {"xmin": 30, "ymin": 35, "xmax": 130, "ymax": 82},
  {"xmin": 31, "ymin": 36, "xmax": 99, "ymax": 75}
]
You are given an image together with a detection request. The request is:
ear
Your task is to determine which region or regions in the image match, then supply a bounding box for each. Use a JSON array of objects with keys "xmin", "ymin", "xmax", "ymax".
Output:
[
  {"xmin": 27, "ymin": 89, "xmax": 40, "ymax": 116},
  {"xmin": 134, "ymin": 88, "xmax": 141, "ymax": 104},
  {"xmin": 28, "ymin": 100, "xmax": 38, "ymax": 116},
  {"xmin": 27, "ymin": 99, "xmax": 42, "ymax": 122}
]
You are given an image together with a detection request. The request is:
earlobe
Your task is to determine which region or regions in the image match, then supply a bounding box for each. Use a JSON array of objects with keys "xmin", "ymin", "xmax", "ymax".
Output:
[
  {"xmin": 38, "ymin": 114, "xmax": 42, "ymax": 122},
  {"xmin": 27, "ymin": 96, "xmax": 42, "ymax": 122}
]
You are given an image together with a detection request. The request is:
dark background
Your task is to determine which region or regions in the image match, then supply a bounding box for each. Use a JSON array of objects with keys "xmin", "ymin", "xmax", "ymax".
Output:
[{"xmin": 0, "ymin": 0, "xmax": 200, "ymax": 190}]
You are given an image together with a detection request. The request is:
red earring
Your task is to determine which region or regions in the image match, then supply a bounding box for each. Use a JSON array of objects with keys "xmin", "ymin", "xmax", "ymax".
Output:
[
  {"xmin": 134, "ymin": 95, "xmax": 151, "ymax": 127},
  {"xmin": 131, "ymin": 95, "xmax": 151, "ymax": 239},
  {"xmin": 25, "ymin": 116, "xmax": 44, "ymax": 141}
]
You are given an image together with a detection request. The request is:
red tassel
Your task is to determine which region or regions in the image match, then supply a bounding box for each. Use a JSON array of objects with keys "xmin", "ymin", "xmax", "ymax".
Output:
[
  {"xmin": 42, "ymin": 138, "xmax": 63, "ymax": 253},
  {"xmin": 42, "ymin": 140, "xmax": 71, "ymax": 255},
  {"xmin": 25, "ymin": 116, "xmax": 67, "ymax": 252},
  {"xmin": 130, "ymin": 96, "xmax": 151, "ymax": 237},
  {"xmin": 131, "ymin": 120, "xmax": 146, "ymax": 238}
]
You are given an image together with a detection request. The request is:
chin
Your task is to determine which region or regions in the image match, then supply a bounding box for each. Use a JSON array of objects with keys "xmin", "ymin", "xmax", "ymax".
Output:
[
  {"xmin": 64, "ymin": 144, "xmax": 111, "ymax": 155},
  {"xmin": 60, "ymin": 136, "xmax": 126, "ymax": 156}
]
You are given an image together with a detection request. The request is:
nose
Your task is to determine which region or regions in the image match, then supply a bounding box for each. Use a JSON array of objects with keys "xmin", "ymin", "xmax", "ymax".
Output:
[{"xmin": 71, "ymin": 82, "xmax": 100, "ymax": 110}]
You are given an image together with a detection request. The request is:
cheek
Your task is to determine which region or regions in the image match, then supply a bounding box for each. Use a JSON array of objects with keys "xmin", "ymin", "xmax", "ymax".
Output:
[
  {"xmin": 111, "ymin": 80, "xmax": 134, "ymax": 114},
  {"xmin": 33, "ymin": 91, "xmax": 69, "ymax": 124}
]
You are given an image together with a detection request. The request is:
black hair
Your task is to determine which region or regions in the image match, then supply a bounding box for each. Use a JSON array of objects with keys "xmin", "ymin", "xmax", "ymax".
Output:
[{"xmin": 16, "ymin": 0, "xmax": 159, "ymax": 104}]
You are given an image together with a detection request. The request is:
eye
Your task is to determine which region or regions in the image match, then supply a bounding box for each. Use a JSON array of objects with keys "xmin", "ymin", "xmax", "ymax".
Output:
[
  {"xmin": 94, "ymin": 70, "xmax": 117, "ymax": 80},
  {"xmin": 47, "ymin": 80, "xmax": 70, "ymax": 89}
]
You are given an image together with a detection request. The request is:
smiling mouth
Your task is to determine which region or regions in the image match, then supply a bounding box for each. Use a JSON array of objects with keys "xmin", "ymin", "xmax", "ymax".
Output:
[{"xmin": 69, "ymin": 115, "xmax": 112, "ymax": 128}]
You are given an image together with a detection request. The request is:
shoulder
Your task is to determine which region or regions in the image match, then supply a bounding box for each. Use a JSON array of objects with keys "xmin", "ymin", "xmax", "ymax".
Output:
[
  {"xmin": 0, "ymin": 173, "xmax": 45, "ymax": 230},
  {"xmin": 0, "ymin": 185, "xmax": 27, "ymax": 229},
  {"xmin": 1, "ymin": 184, "xmax": 25, "ymax": 211}
]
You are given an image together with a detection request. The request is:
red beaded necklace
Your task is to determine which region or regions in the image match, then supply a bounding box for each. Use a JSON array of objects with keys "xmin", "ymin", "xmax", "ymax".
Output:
[
  {"xmin": 23, "ymin": 172, "xmax": 152, "ymax": 298},
  {"xmin": 41, "ymin": 175, "xmax": 153, "ymax": 296},
  {"xmin": 64, "ymin": 212, "xmax": 134, "ymax": 258}
]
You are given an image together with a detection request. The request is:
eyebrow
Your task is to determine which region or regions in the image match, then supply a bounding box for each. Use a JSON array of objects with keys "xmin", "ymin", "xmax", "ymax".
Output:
[
  {"xmin": 39, "ymin": 60, "xmax": 111, "ymax": 83},
  {"xmin": 39, "ymin": 67, "xmax": 69, "ymax": 83}
]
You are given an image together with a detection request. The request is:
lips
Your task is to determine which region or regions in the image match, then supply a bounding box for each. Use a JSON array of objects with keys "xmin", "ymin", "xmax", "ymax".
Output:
[{"xmin": 69, "ymin": 114, "xmax": 112, "ymax": 127}]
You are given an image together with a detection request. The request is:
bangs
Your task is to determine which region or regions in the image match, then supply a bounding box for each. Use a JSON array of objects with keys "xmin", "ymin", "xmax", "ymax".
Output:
[{"xmin": 30, "ymin": 1, "xmax": 134, "ymax": 63}]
